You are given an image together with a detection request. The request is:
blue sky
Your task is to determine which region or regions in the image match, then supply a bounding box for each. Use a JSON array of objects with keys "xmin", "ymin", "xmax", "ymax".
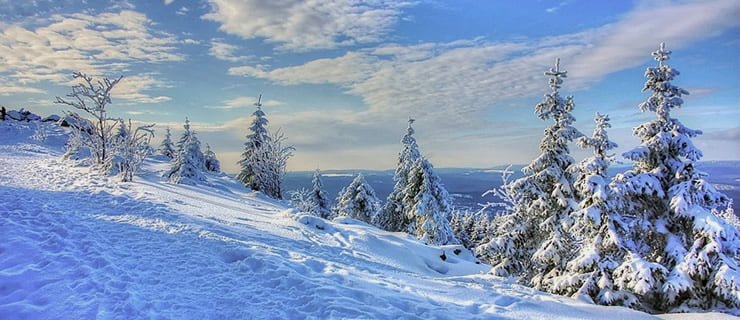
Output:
[{"xmin": 0, "ymin": 0, "xmax": 738, "ymax": 172}]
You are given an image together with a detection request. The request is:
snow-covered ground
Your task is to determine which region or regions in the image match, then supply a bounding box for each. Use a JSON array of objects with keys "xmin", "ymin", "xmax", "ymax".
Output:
[{"xmin": 0, "ymin": 121, "xmax": 731, "ymax": 319}]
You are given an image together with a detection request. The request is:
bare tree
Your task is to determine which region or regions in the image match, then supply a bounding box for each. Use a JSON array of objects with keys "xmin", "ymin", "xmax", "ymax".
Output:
[{"xmin": 55, "ymin": 72, "xmax": 123, "ymax": 164}]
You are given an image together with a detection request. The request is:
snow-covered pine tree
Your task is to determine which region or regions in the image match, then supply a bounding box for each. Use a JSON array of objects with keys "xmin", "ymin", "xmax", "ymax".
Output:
[
  {"xmin": 477, "ymin": 58, "xmax": 582, "ymax": 288},
  {"xmin": 165, "ymin": 118, "xmax": 206, "ymax": 184},
  {"xmin": 451, "ymin": 209, "xmax": 473, "ymax": 249},
  {"xmin": 613, "ymin": 43, "xmax": 737, "ymax": 312},
  {"xmin": 310, "ymin": 169, "xmax": 332, "ymax": 218},
  {"xmin": 334, "ymin": 174, "xmax": 380, "ymax": 223},
  {"xmin": 204, "ymin": 144, "xmax": 221, "ymax": 172},
  {"xmin": 374, "ymin": 118, "xmax": 422, "ymax": 232},
  {"xmin": 175, "ymin": 118, "xmax": 191, "ymax": 153},
  {"xmin": 159, "ymin": 128, "xmax": 176, "ymax": 159},
  {"xmin": 551, "ymin": 113, "xmax": 635, "ymax": 305},
  {"xmin": 237, "ymin": 95, "xmax": 271, "ymax": 191},
  {"xmin": 402, "ymin": 157, "xmax": 457, "ymax": 245}
]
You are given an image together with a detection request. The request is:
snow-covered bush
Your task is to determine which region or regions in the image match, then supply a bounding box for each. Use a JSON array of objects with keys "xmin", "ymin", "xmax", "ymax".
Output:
[
  {"xmin": 165, "ymin": 118, "xmax": 206, "ymax": 184},
  {"xmin": 159, "ymin": 128, "xmax": 176, "ymax": 159},
  {"xmin": 290, "ymin": 188, "xmax": 319, "ymax": 214},
  {"xmin": 477, "ymin": 59, "xmax": 582, "ymax": 287},
  {"xmin": 55, "ymin": 72, "xmax": 123, "ymax": 165},
  {"xmin": 107, "ymin": 119, "xmax": 155, "ymax": 182},
  {"xmin": 478, "ymin": 165, "xmax": 516, "ymax": 217},
  {"xmin": 248, "ymin": 129, "xmax": 294, "ymax": 199},
  {"xmin": 713, "ymin": 201, "xmax": 739, "ymax": 229},
  {"xmin": 375, "ymin": 119, "xmax": 422, "ymax": 232},
  {"xmin": 204, "ymin": 144, "xmax": 221, "ymax": 172},
  {"xmin": 334, "ymin": 174, "xmax": 380, "ymax": 223}
]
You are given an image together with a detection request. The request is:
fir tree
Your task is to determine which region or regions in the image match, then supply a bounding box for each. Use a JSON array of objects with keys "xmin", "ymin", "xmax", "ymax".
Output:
[
  {"xmin": 237, "ymin": 95, "xmax": 271, "ymax": 191},
  {"xmin": 159, "ymin": 128, "xmax": 175, "ymax": 159},
  {"xmin": 374, "ymin": 118, "xmax": 422, "ymax": 232},
  {"xmin": 402, "ymin": 157, "xmax": 457, "ymax": 245},
  {"xmin": 310, "ymin": 169, "xmax": 332, "ymax": 218},
  {"xmin": 451, "ymin": 210, "xmax": 473, "ymax": 249},
  {"xmin": 552, "ymin": 113, "xmax": 635, "ymax": 305},
  {"xmin": 165, "ymin": 118, "xmax": 206, "ymax": 184},
  {"xmin": 478, "ymin": 59, "xmax": 582, "ymax": 288},
  {"xmin": 613, "ymin": 43, "xmax": 737, "ymax": 311},
  {"xmin": 204, "ymin": 144, "xmax": 221, "ymax": 172},
  {"xmin": 334, "ymin": 174, "xmax": 380, "ymax": 223}
]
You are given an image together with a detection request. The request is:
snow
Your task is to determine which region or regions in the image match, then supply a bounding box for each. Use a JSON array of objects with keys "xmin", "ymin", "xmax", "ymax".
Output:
[{"xmin": 0, "ymin": 121, "xmax": 686, "ymax": 319}]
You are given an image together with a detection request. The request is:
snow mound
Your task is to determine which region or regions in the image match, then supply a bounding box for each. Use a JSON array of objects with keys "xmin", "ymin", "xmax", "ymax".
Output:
[{"xmin": 0, "ymin": 122, "xmax": 659, "ymax": 319}]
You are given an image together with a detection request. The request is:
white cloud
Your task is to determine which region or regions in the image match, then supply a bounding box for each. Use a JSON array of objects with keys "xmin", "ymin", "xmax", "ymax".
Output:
[
  {"xmin": 164, "ymin": 0, "xmax": 175, "ymax": 5},
  {"xmin": 113, "ymin": 74, "xmax": 173, "ymax": 104},
  {"xmin": 223, "ymin": 0, "xmax": 740, "ymax": 169},
  {"xmin": 229, "ymin": 0, "xmax": 740, "ymax": 124},
  {"xmin": 202, "ymin": 0, "xmax": 416, "ymax": 51},
  {"xmin": 0, "ymin": 10, "xmax": 183, "ymax": 103},
  {"xmin": 209, "ymin": 39, "xmax": 254, "ymax": 62},
  {"xmin": 0, "ymin": 84, "xmax": 46, "ymax": 96},
  {"xmin": 176, "ymin": 6, "xmax": 189, "ymax": 16}
]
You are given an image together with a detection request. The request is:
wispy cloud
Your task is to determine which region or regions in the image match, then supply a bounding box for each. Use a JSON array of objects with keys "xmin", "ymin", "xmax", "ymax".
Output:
[
  {"xmin": 209, "ymin": 39, "xmax": 254, "ymax": 62},
  {"xmin": 205, "ymin": 96, "xmax": 284, "ymax": 109},
  {"xmin": 222, "ymin": 0, "xmax": 740, "ymax": 169}
]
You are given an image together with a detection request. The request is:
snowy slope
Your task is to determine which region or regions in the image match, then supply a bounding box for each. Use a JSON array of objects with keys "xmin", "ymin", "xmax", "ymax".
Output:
[{"xmin": 0, "ymin": 121, "xmax": 670, "ymax": 319}]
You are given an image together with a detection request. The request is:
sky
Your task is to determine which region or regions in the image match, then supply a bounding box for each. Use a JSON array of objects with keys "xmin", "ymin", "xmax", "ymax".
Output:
[{"xmin": 0, "ymin": 0, "xmax": 738, "ymax": 172}]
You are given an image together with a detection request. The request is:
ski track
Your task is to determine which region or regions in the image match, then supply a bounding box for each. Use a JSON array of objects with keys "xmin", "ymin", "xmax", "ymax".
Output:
[{"xmin": 0, "ymin": 124, "xmax": 659, "ymax": 319}]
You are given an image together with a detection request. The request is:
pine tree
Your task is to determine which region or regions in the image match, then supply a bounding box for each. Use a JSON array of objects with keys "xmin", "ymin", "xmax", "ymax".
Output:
[
  {"xmin": 374, "ymin": 118, "xmax": 422, "ymax": 232},
  {"xmin": 165, "ymin": 118, "xmax": 206, "ymax": 184},
  {"xmin": 402, "ymin": 157, "xmax": 457, "ymax": 245},
  {"xmin": 237, "ymin": 95, "xmax": 271, "ymax": 191},
  {"xmin": 551, "ymin": 113, "xmax": 636, "ymax": 305},
  {"xmin": 450, "ymin": 210, "xmax": 473, "ymax": 249},
  {"xmin": 159, "ymin": 127, "xmax": 175, "ymax": 159},
  {"xmin": 204, "ymin": 144, "xmax": 221, "ymax": 172},
  {"xmin": 310, "ymin": 169, "xmax": 332, "ymax": 218},
  {"xmin": 613, "ymin": 43, "xmax": 737, "ymax": 311},
  {"xmin": 334, "ymin": 174, "xmax": 381, "ymax": 223},
  {"xmin": 478, "ymin": 59, "xmax": 582, "ymax": 288}
]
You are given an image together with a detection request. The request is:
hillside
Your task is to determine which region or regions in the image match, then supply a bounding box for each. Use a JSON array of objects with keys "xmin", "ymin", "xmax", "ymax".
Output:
[{"xmin": 0, "ymin": 121, "xmax": 724, "ymax": 319}]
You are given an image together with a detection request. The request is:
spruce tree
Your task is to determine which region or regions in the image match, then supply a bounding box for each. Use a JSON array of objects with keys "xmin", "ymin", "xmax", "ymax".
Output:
[
  {"xmin": 310, "ymin": 169, "xmax": 332, "ymax": 218},
  {"xmin": 613, "ymin": 43, "xmax": 737, "ymax": 311},
  {"xmin": 237, "ymin": 95, "xmax": 271, "ymax": 191},
  {"xmin": 204, "ymin": 143, "xmax": 221, "ymax": 172},
  {"xmin": 159, "ymin": 127, "xmax": 176, "ymax": 159},
  {"xmin": 552, "ymin": 113, "xmax": 635, "ymax": 305},
  {"xmin": 374, "ymin": 118, "xmax": 421, "ymax": 231},
  {"xmin": 478, "ymin": 59, "xmax": 582, "ymax": 288},
  {"xmin": 334, "ymin": 174, "xmax": 381, "ymax": 223},
  {"xmin": 165, "ymin": 118, "xmax": 206, "ymax": 184},
  {"xmin": 402, "ymin": 157, "xmax": 457, "ymax": 245}
]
